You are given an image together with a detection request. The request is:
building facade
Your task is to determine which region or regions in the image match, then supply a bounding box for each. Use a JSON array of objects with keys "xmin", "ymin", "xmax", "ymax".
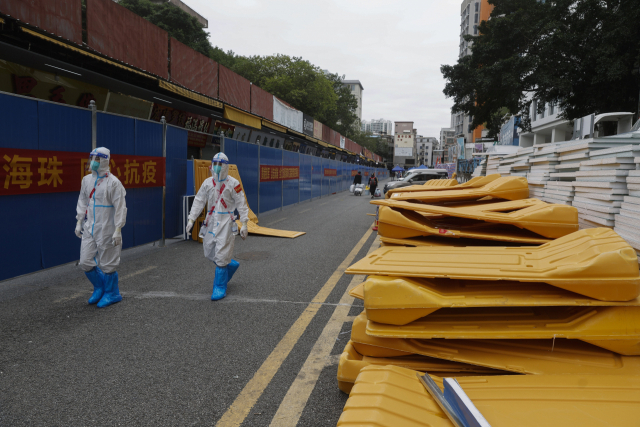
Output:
[
  {"xmin": 342, "ymin": 80, "xmax": 363, "ymax": 121},
  {"xmin": 415, "ymin": 136, "xmax": 436, "ymax": 166},
  {"xmin": 517, "ymin": 101, "xmax": 573, "ymax": 147},
  {"xmin": 452, "ymin": 0, "xmax": 494, "ymax": 145},
  {"xmin": 393, "ymin": 121, "xmax": 416, "ymax": 167},
  {"xmin": 362, "ymin": 118, "xmax": 393, "ymax": 135}
]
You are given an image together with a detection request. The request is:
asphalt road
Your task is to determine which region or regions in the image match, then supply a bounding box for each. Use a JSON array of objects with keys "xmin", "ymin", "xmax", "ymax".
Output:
[{"xmin": 0, "ymin": 181, "xmax": 385, "ymax": 427}]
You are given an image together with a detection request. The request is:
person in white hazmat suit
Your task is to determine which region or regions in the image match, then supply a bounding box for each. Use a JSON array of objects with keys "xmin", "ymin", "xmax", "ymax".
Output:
[
  {"xmin": 74, "ymin": 147, "xmax": 127, "ymax": 308},
  {"xmin": 186, "ymin": 153, "xmax": 249, "ymax": 301}
]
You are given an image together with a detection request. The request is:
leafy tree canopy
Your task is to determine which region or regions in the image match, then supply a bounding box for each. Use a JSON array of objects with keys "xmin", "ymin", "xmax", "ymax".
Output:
[
  {"xmin": 441, "ymin": 0, "xmax": 640, "ymax": 137},
  {"xmin": 118, "ymin": 0, "xmax": 373, "ymax": 153}
]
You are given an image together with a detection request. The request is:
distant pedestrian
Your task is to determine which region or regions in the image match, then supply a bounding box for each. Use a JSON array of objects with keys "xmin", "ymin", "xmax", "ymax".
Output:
[
  {"xmin": 368, "ymin": 174, "xmax": 378, "ymax": 198},
  {"xmin": 353, "ymin": 171, "xmax": 362, "ymax": 185}
]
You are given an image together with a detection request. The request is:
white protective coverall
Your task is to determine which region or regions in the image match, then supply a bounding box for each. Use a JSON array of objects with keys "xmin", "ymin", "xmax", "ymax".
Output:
[
  {"xmin": 188, "ymin": 153, "xmax": 249, "ymax": 267},
  {"xmin": 76, "ymin": 147, "xmax": 127, "ymax": 274}
]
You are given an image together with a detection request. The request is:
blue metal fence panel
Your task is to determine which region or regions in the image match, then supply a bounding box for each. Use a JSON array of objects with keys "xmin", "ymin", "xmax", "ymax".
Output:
[
  {"xmin": 97, "ymin": 112, "xmax": 135, "ymax": 155},
  {"xmin": 0, "ymin": 194, "xmax": 41, "ymax": 281},
  {"xmin": 186, "ymin": 159, "xmax": 195, "ymax": 195},
  {"xmin": 135, "ymin": 120, "xmax": 163, "ymax": 157},
  {"xmin": 312, "ymin": 156, "xmax": 321, "ymax": 198},
  {"xmin": 259, "ymin": 146, "xmax": 282, "ymax": 213},
  {"xmin": 39, "ymin": 186, "xmax": 81, "ymax": 270},
  {"xmin": 131, "ymin": 187, "xmax": 163, "ymax": 246},
  {"xmin": 322, "ymin": 158, "xmax": 330, "ymax": 196},
  {"xmin": 224, "ymin": 138, "xmax": 238, "ymax": 165},
  {"xmin": 165, "ymin": 126, "xmax": 187, "ymax": 238},
  {"xmin": 38, "ymin": 102, "xmax": 91, "ymax": 153},
  {"xmin": 283, "ymin": 150, "xmax": 299, "ymax": 206},
  {"xmin": 0, "ymin": 93, "xmax": 39, "ymax": 149},
  {"xmin": 300, "ymin": 154, "xmax": 312, "ymax": 202},
  {"xmin": 235, "ymin": 141, "xmax": 259, "ymax": 213}
]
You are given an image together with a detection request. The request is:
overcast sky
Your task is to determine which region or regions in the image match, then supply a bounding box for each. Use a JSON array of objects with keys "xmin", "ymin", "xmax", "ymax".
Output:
[{"xmin": 189, "ymin": 0, "xmax": 461, "ymax": 139}]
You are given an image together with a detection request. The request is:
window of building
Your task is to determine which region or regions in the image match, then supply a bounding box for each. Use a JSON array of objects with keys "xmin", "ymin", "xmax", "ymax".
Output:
[
  {"xmin": 474, "ymin": 25, "xmax": 478, "ymax": 34},
  {"xmin": 474, "ymin": 13, "xmax": 478, "ymax": 23},
  {"xmin": 531, "ymin": 101, "xmax": 537, "ymax": 122},
  {"xmin": 549, "ymin": 102, "xmax": 555, "ymax": 115},
  {"xmin": 475, "ymin": 2, "xmax": 479, "ymax": 12}
]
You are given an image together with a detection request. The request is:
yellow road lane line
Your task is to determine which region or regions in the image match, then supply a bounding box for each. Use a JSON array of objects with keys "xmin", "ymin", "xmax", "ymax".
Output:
[
  {"xmin": 299, "ymin": 209, "xmax": 311, "ymax": 214},
  {"xmin": 121, "ymin": 266, "xmax": 157, "ymax": 280},
  {"xmin": 215, "ymin": 227, "xmax": 374, "ymax": 427},
  {"xmin": 268, "ymin": 235, "xmax": 380, "ymax": 427}
]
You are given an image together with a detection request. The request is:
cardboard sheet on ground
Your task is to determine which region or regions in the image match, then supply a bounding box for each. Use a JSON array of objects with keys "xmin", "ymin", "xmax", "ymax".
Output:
[
  {"xmin": 361, "ymin": 275, "xmax": 640, "ymax": 325},
  {"xmin": 385, "ymin": 174, "xmax": 499, "ymax": 199},
  {"xmin": 346, "ymin": 228, "xmax": 640, "ymax": 301},
  {"xmin": 338, "ymin": 365, "xmax": 640, "ymax": 427},
  {"xmin": 389, "ymin": 176, "xmax": 529, "ymax": 202},
  {"xmin": 336, "ymin": 340, "xmax": 506, "ymax": 394},
  {"xmin": 194, "ymin": 159, "xmax": 304, "ymax": 238},
  {"xmin": 349, "ymin": 313, "xmax": 640, "ymax": 375},
  {"xmin": 377, "ymin": 205, "xmax": 552, "ymax": 244},
  {"xmin": 365, "ymin": 306, "xmax": 640, "ymax": 355},
  {"xmin": 375, "ymin": 198, "xmax": 579, "ymax": 239}
]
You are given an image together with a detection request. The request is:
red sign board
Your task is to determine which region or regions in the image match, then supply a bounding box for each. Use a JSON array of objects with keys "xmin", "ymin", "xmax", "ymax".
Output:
[
  {"xmin": 324, "ymin": 168, "xmax": 337, "ymax": 177},
  {"xmin": 260, "ymin": 165, "xmax": 300, "ymax": 182},
  {"xmin": 351, "ymin": 170, "xmax": 359, "ymax": 176},
  {"xmin": 1, "ymin": 148, "xmax": 165, "ymax": 196}
]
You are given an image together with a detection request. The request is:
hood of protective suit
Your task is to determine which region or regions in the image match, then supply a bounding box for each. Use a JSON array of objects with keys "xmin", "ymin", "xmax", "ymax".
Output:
[
  {"xmin": 212, "ymin": 152, "xmax": 229, "ymax": 182},
  {"xmin": 90, "ymin": 147, "xmax": 111, "ymax": 177}
]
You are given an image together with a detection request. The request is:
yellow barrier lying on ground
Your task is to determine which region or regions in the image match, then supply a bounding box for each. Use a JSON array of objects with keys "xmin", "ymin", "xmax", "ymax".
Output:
[
  {"xmin": 338, "ymin": 365, "xmax": 640, "ymax": 427},
  {"xmin": 347, "ymin": 228, "xmax": 640, "ymax": 301},
  {"xmin": 385, "ymin": 174, "xmax": 500, "ymax": 199},
  {"xmin": 378, "ymin": 235, "xmax": 530, "ymax": 247},
  {"xmin": 360, "ymin": 275, "xmax": 640, "ymax": 325},
  {"xmin": 389, "ymin": 176, "xmax": 529, "ymax": 202},
  {"xmin": 349, "ymin": 313, "xmax": 640, "ymax": 375},
  {"xmin": 377, "ymin": 205, "xmax": 551, "ymax": 244},
  {"xmin": 374, "ymin": 198, "xmax": 579, "ymax": 239},
  {"xmin": 193, "ymin": 160, "xmax": 304, "ymax": 239},
  {"xmin": 336, "ymin": 340, "xmax": 506, "ymax": 394},
  {"xmin": 366, "ymin": 306, "xmax": 640, "ymax": 355}
]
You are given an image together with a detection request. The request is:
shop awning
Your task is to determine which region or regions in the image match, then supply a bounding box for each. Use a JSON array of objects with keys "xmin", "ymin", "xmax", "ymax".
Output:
[
  {"xmin": 20, "ymin": 26, "xmax": 154, "ymax": 79},
  {"xmin": 224, "ymin": 105, "xmax": 261, "ymax": 129},
  {"xmin": 262, "ymin": 119, "xmax": 287, "ymax": 133},
  {"xmin": 159, "ymin": 80, "xmax": 222, "ymax": 109}
]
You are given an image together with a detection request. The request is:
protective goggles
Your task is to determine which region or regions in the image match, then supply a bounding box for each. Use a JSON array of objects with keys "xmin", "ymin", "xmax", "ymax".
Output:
[
  {"xmin": 89, "ymin": 152, "xmax": 109, "ymax": 162},
  {"xmin": 212, "ymin": 158, "xmax": 228, "ymax": 167}
]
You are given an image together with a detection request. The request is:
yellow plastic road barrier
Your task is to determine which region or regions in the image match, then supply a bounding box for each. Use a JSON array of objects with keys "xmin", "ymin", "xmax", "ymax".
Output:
[
  {"xmin": 423, "ymin": 179, "xmax": 459, "ymax": 187},
  {"xmin": 362, "ymin": 275, "xmax": 640, "ymax": 326},
  {"xmin": 338, "ymin": 365, "xmax": 640, "ymax": 427},
  {"xmin": 348, "ymin": 283, "xmax": 365, "ymax": 300},
  {"xmin": 385, "ymin": 174, "xmax": 500, "ymax": 199},
  {"xmin": 338, "ymin": 342, "xmax": 509, "ymax": 393},
  {"xmin": 337, "ymin": 341, "xmax": 506, "ymax": 394},
  {"xmin": 374, "ymin": 198, "xmax": 579, "ymax": 239},
  {"xmin": 347, "ymin": 228, "xmax": 640, "ymax": 301},
  {"xmin": 389, "ymin": 176, "xmax": 528, "ymax": 202},
  {"xmin": 366, "ymin": 306, "xmax": 640, "ymax": 355},
  {"xmin": 194, "ymin": 160, "xmax": 305, "ymax": 238},
  {"xmin": 378, "ymin": 235, "xmax": 530, "ymax": 248},
  {"xmin": 350, "ymin": 313, "xmax": 640, "ymax": 375},
  {"xmin": 377, "ymin": 205, "xmax": 551, "ymax": 244}
]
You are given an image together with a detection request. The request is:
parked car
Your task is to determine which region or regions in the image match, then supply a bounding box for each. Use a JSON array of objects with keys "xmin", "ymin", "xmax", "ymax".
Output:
[{"xmin": 382, "ymin": 169, "xmax": 449, "ymax": 194}]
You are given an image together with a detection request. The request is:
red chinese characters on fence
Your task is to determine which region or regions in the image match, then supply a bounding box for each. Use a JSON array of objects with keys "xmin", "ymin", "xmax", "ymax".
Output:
[
  {"xmin": 1, "ymin": 148, "xmax": 165, "ymax": 196},
  {"xmin": 324, "ymin": 168, "xmax": 337, "ymax": 177},
  {"xmin": 259, "ymin": 165, "xmax": 300, "ymax": 182}
]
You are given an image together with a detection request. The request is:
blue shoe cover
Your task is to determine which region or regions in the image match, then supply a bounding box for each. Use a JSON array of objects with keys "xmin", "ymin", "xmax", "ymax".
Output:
[
  {"xmin": 211, "ymin": 266, "xmax": 229, "ymax": 301},
  {"xmin": 85, "ymin": 267, "xmax": 105, "ymax": 304},
  {"xmin": 227, "ymin": 259, "xmax": 240, "ymax": 281},
  {"xmin": 97, "ymin": 271, "xmax": 122, "ymax": 308}
]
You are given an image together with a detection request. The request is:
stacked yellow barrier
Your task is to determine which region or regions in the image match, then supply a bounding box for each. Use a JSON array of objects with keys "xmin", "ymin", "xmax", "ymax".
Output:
[{"xmin": 339, "ymin": 175, "xmax": 640, "ymax": 426}]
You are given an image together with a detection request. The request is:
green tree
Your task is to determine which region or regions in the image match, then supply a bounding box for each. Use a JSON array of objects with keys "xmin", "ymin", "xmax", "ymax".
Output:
[
  {"xmin": 441, "ymin": 0, "xmax": 640, "ymax": 136},
  {"xmin": 117, "ymin": 0, "xmax": 212, "ymax": 56}
]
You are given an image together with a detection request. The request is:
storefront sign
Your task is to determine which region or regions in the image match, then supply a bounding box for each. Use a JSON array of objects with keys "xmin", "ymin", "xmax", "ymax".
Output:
[
  {"xmin": 303, "ymin": 114, "xmax": 314, "ymax": 137},
  {"xmin": 151, "ymin": 104, "xmax": 213, "ymax": 147},
  {"xmin": 259, "ymin": 165, "xmax": 300, "ymax": 182},
  {"xmin": 324, "ymin": 168, "xmax": 337, "ymax": 177},
  {"xmin": 1, "ymin": 148, "xmax": 165, "ymax": 196}
]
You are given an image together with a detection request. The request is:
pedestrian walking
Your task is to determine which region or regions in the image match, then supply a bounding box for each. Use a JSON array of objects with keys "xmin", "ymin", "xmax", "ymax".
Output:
[
  {"xmin": 368, "ymin": 174, "xmax": 378, "ymax": 199},
  {"xmin": 185, "ymin": 153, "xmax": 249, "ymax": 301},
  {"xmin": 75, "ymin": 147, "xmax": 127, "ymax": 308}
]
